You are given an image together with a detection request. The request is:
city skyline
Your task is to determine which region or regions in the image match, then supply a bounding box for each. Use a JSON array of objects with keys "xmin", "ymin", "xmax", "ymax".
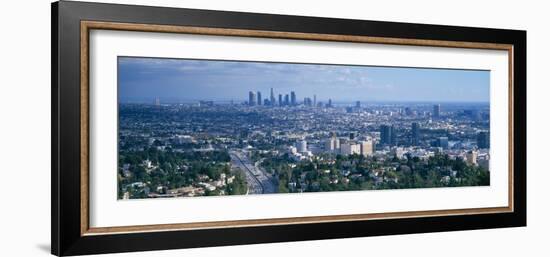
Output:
[
  {"xmin": 118, "ymin": 57, "xmax": 490, "ymax": 103},
  {"xmin": 117, "ymin": 56, "xmax": 491, "ymax": 199}
]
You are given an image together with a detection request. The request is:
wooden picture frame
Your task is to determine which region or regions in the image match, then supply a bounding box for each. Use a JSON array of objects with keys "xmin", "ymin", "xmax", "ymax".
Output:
[{"xmin": 52, "ymin": 1, "xmax": 526, "ymax": 256}]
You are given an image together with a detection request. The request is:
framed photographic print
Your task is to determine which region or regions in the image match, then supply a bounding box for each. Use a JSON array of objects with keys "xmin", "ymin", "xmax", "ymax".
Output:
[{"xmin": 51, "ymin": 1, "xmax": 526, "ymax": 256}]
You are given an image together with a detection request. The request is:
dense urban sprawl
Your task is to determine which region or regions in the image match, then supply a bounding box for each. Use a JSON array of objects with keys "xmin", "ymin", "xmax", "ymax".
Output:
[{"xmin": 118, "ymin": 90, "xmax": 490, "ymax": 199}]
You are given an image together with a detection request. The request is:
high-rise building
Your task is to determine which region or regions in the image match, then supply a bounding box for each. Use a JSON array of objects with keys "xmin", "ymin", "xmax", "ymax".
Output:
[
  {"xmin": 257, "ymin": 91, "xmax": 262, "ymax": 106},
  {"xmin": 341, "ymin": 143, "xmax": 361, "ymax": 156},
  {"xmin": 477, "ymin": 131, "xmax": 490, "ymax": 149},
  {"xmin": 248, "ymin": 91, "xmax": 256, "ymax": 106},
  {"xmin": 324, "ymin": 139, "xmax": 335, "ymax": 152},
  {"xmin": 284, "ymin": 94, "xmax": 290, "ymax": 106},
  {"xmin": 433, "ymin": 104, "xmax": 441, "ymax": 119},
  {"xmin": 155, "ymin": 97, "xmax": 160, "ymax": 106},
  {"xmin": 380, "ymin": 125, "xmax": 396, "ymax": 145},
  {"xmin": 270, "ymin": 88, "xmax": 275, "ymax": 106},
  {"xmin": 296, "ymin": 140, "xmax": 308, "ymax": 153},
  {"xmin": 303, "ymin": 97, "xmax": 313, "ymax": 107},
  {"xmin": 380, "ymin": 125, "xmax": 391, "ymax": 145},
  {"xmin": 411, "ymin": 122, "xmax": 420, "ymax": 146},
  {"xmin": 278, "ymin": 94, "xmax": 283, "ymax": 106},
  {"xmin": 331, "ymin": 133, "xmax": 340, "ymax": 150},
  {"xmin": 355, "ymin": 101, "xmax": 361, "ymax": 108},
  {"xmin": 466, "ymin": 150, "xmax": 478, "ymax": 165},
  {"xmin": 313, "ymin": 94, "xmax": 317, "ymax": 107},
  {"xmin": 390, "ymin": 127, "xmax": 397, "ymax": 145},
  {"xmin": 438, "ymin": 137, "xmax": 449, "ymax": 149},
  {"xmin": 327, "ymin": 99, "xmax": 332, "ymax": 108},
  {"xmin": 359, "ymin": 140, "xmax": 373, "ymax": 156},
  {"xmin": 325, "ymin": 133, "xmax": 341, "ymax": 153},
  {"xmin": 291, "ymin": 91, "xmax": 296, "ymax": 106}
]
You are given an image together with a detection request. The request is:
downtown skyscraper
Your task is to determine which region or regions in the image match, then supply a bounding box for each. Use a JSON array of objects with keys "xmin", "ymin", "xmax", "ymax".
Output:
[
  {"xmin": 270, "ymin": 88, "xmax": 276, "ymax": 106},
  {"xmin": 380, "ymin": 124, "xmax": 396, "ymax": 146},
  {"xmin": 411, "ymin": 122, "xmax": 420, "ymax": 146},
  {"xmin": 433, "ymin": 104, "xmax": 441, "ymax": 119},
  {"xmin": 248, "ymin": 91, "xmax": 256, "ymax": 106}
]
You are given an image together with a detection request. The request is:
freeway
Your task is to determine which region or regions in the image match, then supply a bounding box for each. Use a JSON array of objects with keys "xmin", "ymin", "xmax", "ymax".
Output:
[{"xmin": 230, "ymin": 150, "xmax": 277, "ymax": 194}]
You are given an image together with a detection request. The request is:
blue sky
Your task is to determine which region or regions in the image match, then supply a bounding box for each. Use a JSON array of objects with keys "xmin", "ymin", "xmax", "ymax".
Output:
[{"xmin": 118, "ymin": 57, "xmax": 490, "ymax": 103}]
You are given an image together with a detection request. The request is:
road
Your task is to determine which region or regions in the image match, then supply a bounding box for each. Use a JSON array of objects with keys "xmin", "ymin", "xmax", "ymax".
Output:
[{"xmin": 229, "ymin": 150, "xmax": 277, "ymax": 194}]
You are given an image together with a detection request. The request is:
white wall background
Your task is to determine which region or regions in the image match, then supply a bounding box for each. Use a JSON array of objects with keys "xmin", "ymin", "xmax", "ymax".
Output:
[{"xmin": 0, "ymin": 0, "xmax": 547, "ymax": 256}]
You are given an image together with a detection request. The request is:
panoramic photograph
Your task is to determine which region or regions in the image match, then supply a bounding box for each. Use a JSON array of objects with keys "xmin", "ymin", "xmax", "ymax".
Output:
[{"xmin": 117, "ymin": 57, "xmax": 491, "ymax": 200}]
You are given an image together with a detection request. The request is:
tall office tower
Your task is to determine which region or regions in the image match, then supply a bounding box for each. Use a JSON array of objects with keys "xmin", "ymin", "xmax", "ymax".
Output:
[
  {"xmin": 248, "ymin": 91, "xmax": 256, "ymax": 106},
  {"xmin": 466, "ymin": 150, "xmax": 478, "ymax": 165},
  {"xmin": 411, "ymin": 122, "xmax": 420, "ymax": 145},
  {"xmin": 257, "ymin": 91, "xmax": 262, "ymax": 106},
  {"xmin": 477, "ymin": 131, "xmax": 490, "ymax": 149},
  {"xmin": 433, "ymin": 104, "xmax": 441, "ymax": 119},
  {"xmin": 313, "ymin": 94, "xmax": 317, "ymax": 107},
  {"xmin": 284, "ymin": 94, "xmax": 290, "ymax": 106},
  {"xmin": 438, "ymin": 137, "xmax": 449, "ymax": 149},
  {"xmin": 327, "ymin": 98, "xmax": 332, "ymax": 108},
  {"xmin": 290, "ymin": 91, "xmax": 296, "ymax": 106},
  {"xmin": 270, "ymin": 88, "xmax": 275, "ymax": 106},
  {"xmin": 359, "ymin": 140, "xmax": 373, "ymax": 157},
  {"xmin": 390, "ymin": 126, "xmax": 397, "ymax": 146},
  {"xmin": 380, "ymin": 125, "xmax": 395, "ymax": 145},
  {"xmin": 278, "ymin": 94, "xmax": 283, "ymax": 106},
  {"xmin": 303, "ymin": 97, "xmax": 312, "ymax": 107},
  {"xmin": 355, "ymin": 101, "xmax": 361, "ymax": 108},
  {"xmin": 380, "ymin": 125, "xmax": 392, "ymax": 145},
  {"xmin": 155, "ymin": 97, "xmax": 160, "ymax": 106}
]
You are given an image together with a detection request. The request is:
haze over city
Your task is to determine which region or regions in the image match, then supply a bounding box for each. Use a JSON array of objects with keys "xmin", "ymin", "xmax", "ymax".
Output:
[{"xmin": 118, "ymin": 57, "xmax": 490, "ymax": 103}]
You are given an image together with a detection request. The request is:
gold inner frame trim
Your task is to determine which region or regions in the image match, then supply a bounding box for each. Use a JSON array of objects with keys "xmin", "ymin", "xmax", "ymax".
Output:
[{"xmin": 80, "ymin": 20, "xmax": 514, "ymax": 236}]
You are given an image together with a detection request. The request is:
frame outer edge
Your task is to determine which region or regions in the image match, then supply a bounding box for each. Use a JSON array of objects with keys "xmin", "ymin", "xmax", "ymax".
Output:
[
  {"xmin": 53, "ymin": 1, "xmax": 527, "ymax": 255},
  {"xmin": 515, "ymin": 30, "xmax": 527, "ymax": 226},
  {"xmin": 51, "ymin": 1, "xmax": 60, "ymax": 256},
  {"xmin": 57, "ymin": 1, "xmax": 88, "ymax": 255}
]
